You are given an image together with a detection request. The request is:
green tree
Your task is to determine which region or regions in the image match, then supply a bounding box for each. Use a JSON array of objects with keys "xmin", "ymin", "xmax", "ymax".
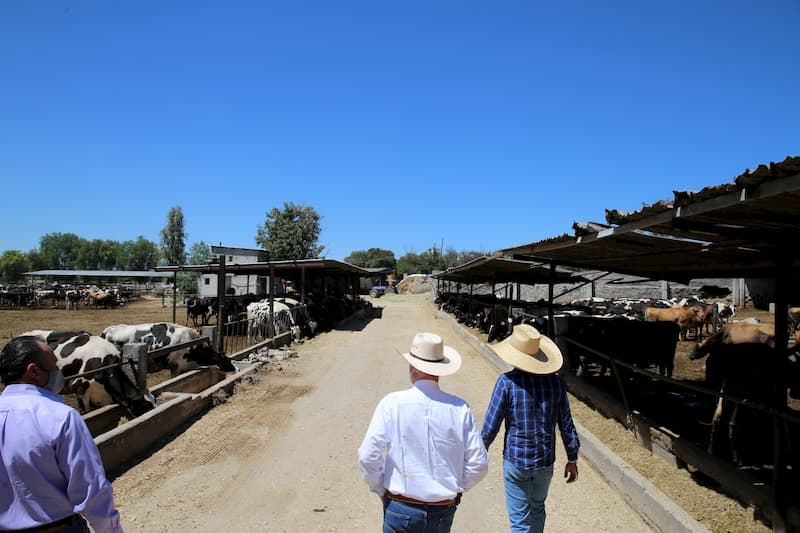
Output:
[
  {"xmin": 26, "ymin": 249, "xmax": 47, "ymax": 271},
  {"xmin": 38, "ymin": 232, "xmax": 85, "ymax": 269},
  {"xmin": 397, "ymin": 252, "xmax": 425, "ymax": 277},
  {"xmin": 160, "ymin": 206, "xmax": 187, "ymax": 266},
  {"xmin": 0, "ymin": 250, "xmax": 31, "ymax": 281},
  {"xmin": 344, "ymin": 248, "xmax": 396, "ymax": 269},
  {"xmin": 97, "ymin": 240, "xmax": 122, "ymax": 270},
  {"xmin": 255, "ymin": 202, "xmax": 324, "ymax": 260},
  {"xmin": 187, "ymin": 241, "xmax": 212, "ymax": 265},
  {"xmin": 119, "ymin": 237, "xmax": 160, "ymax": 270},
  {"xmin": 442, "ymin": 248, "xmax": 484, "ymax": 269}
]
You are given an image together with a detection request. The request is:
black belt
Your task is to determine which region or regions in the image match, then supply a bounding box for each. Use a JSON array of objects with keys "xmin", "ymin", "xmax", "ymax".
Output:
[{"xmin": 3, "ymin": 514, "xmax": 81, "ymax": 533}]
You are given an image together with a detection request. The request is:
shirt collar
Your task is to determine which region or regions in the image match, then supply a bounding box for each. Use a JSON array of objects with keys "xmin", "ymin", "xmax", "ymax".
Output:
[
  {"xmin": 413, "ymin": 378, "xmax": 441, "ymax": 394},
  {"xmin": 1, "ymin": 383, "xmax": 66, "ymax": 403}
]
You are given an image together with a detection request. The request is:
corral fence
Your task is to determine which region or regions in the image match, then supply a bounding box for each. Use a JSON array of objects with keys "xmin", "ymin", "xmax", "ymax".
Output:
[
  {"xmin": 220, "ymin": 304, "xmax": 311, "ymax": 355},
  {"xmin": 556, "ymin": 328, "xmax": 799, "ymax": 532}
]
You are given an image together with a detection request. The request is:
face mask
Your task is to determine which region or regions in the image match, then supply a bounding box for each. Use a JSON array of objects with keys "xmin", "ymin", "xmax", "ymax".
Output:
[{"xmin": 41, "ymin": 367, "xmax": 65, "ymax": 394}]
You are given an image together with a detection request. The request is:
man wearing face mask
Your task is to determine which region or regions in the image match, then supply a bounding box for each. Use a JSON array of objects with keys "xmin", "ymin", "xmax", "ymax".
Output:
[{"xmin": 0, "ymin": 336, "xmax": 124, "ymax": 533}]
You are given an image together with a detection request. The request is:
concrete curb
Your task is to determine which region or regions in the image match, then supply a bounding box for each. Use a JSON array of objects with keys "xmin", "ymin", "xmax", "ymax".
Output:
[{"xmin": 434, "ymin": 305, "xmax": 710, "ymax": 533}]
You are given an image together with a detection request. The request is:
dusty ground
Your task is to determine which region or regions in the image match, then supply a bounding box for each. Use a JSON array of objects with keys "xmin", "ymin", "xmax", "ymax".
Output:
[
  {"xmin": 109, "ymin": 294, "xmax": 654, "ymax": 532},
  {"xmin": 0, "ymin": 295, "xmax": 181, "ymax": 346},
  {"xmin": 0, "ymin": 295, "xmax": 776, "ymax": 531}
]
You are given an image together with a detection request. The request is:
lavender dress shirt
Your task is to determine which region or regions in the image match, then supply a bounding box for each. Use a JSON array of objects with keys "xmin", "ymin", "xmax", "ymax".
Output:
[{"xmin": 0, "ymin": 384, "xmax": 123, "ymax": 533}]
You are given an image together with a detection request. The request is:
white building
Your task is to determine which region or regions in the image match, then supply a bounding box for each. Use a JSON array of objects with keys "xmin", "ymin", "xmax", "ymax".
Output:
[{"xmin": 198, "ymin": 246, "xmax": 270, "ymax": 298}]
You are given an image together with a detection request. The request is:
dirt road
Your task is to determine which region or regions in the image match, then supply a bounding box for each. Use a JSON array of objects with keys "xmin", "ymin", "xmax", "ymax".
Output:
[{"xmin": 112, "ymin": 294, "xmax": 653, "ymax": 532}]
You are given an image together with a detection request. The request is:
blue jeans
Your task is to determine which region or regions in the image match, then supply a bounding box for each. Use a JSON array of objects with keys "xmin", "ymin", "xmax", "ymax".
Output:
[
  {"xmin": 503, "ymin": 460, "xmax": 554, "ymax": 533},
  {"xmin": 383, "ymin": 498, "xmax": 457, "ymax": 533}
]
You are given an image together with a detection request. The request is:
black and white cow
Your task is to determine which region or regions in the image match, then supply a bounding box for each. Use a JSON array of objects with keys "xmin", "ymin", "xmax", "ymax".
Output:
[
  {"xmin": 65, "ymin": 289, "xmax": 81, "ymax": 311},
  {"xmin": 20, "ymin": 330, "xmax": 156, "ymax": 416},
  {"xmin": 275, "ymin": 297, "xmax": 318, "ymax": 339},
  {"xmin": 246, "ymin": 300, "xmax": 301, "ymax": 343},
  {"xmin": 101, "ymin": 322, "xmax": 235, "ymax": 376}
]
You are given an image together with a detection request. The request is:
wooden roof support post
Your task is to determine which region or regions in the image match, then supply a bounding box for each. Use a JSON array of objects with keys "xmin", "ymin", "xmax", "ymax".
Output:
[
  {"xmin": 547, "ymin": 263, "xmax": 556, "ymax": 339},
  {"xmin": 269, "ymin": 263, "xmax": 275, "ymax": 311},
  {"xmin": 301, "ymin": 267, "xmax": 306, "ymax": 302},
  {"xmin": 771, "ymin": 249, "xmax": 791, "ymax": 533}
]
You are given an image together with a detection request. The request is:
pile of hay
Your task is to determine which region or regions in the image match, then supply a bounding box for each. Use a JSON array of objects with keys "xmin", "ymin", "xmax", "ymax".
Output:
[{"xmin": 396, "ymin": 274, "xmax": 432, "ymax": 295}]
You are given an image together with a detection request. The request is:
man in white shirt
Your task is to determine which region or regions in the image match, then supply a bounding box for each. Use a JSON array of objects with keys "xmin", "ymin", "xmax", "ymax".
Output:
[{"xmin": 358, "ymin": 332, "xmax": 488, "ymax": 532}]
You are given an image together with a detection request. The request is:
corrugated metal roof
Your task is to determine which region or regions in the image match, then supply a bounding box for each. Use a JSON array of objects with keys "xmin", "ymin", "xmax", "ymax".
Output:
[
  {"xmin": 25, "ymin": 270, "xmax": 172, "ymax": 278},
  {"xmin": 433, "ymin": 256, "xmax": 586, "ymax": 285},
  {"xmin": 502, "ymin": 155, "xmax": 800, "ymax": 283},
  {"xmin": 155, "ymin": 258, "xmax": 372, "ymax": 277}
]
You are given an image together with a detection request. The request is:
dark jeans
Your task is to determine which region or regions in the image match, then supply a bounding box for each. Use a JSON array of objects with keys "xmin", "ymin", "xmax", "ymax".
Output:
[{"xmin": 382, "ymin": 499, "xmax": 457, "ymax": 533}]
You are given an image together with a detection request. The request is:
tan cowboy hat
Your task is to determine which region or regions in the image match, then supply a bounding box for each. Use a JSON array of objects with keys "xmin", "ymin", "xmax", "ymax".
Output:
[
  {"xmin": 401, "ymin": 332, "xmax": 462, "ymax": 376},
  {"xmin": 492, "ymin": 324, "xmax": 563, "ymax": 375}
]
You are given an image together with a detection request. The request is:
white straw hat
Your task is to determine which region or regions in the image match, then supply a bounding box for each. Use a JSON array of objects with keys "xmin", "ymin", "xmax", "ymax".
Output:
[
  {"xmin": 492, "ymin": 324, "xmax": 563, "ymax": 375},
  {"xmin": 401, "ymin": 332, "xmax": 462, "ymax": 376}
]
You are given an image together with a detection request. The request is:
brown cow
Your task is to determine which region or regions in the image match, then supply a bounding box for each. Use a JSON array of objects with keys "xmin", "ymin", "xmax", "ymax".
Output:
[
  {"xmin": 644, "ymin": 306, "xmax": 702, "ymax": 341},
  {"xmin": 789, "ymin": 306, "xmax": 800, "ymax": 331},
  {"xmin": 690, "ymin": 322, "xmax": 775, "ymax": 360}
]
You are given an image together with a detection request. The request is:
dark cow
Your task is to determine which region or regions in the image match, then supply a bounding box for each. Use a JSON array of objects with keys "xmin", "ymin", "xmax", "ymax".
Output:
[
  {"xmin": 566, "ymin": 316, "xmax": 679, "ymax": 377},
  {"xmin": 101, "ymin": 322, "xmax": 235, "ymax": 376},
  {"xmin": 695, "ymin": 342, "xmax": 788, "ymax": 465},
  {"xmin": 20, "ymin": 330, "xmax": 156, "ymax": 416},
  {"xmin": 481, "ymin": 304, "xmax": 510, "ymax": 343},
  {"xmin": 689, "ymin": 322, "xmax": 775, "ymax": 360},
  {"xmin": 186, "ymin": 297, "xmax": 211, "ymax": 326}
]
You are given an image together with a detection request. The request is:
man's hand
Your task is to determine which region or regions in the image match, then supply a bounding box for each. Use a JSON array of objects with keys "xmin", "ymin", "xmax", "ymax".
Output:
[{"xmin": 564, "ymin": 462, "xmax": 578, "ymax": 483}]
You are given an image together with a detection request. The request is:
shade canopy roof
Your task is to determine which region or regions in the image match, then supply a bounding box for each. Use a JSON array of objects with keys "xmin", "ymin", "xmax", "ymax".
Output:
[
  {"xmin": 155, "ymin": 258, "xmax": 372, "ymax": 277},
  {"xmin": 433, "ymin": 256, "xmax": 586, "ymax": 285},
  {"xmin": 502, "ymin": 156, "xmax": 800, "ymax": 283}
]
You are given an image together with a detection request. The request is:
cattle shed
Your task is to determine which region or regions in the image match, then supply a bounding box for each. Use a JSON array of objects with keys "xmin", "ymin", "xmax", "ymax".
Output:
[
  {"xmin": 23, "ymin": 269, "xmax": 173, "ymax": 283},
  {"xmin": 155, "ymin": 257, "xmax": 372, "ymax": 317},
  {"xmin": 499, "ymin": 154, "xmax": 800, "ymax": 531},
  {"xmin": 502, "ymin": 155, "xmax": 800, "ymax": 284},
  {"xmin": 433, "ymin": 255, "xmax": 589, "ymax": 301},
  {"xmin": 156, "ymin": 258, "xmax": 371, "ymax": 292}
]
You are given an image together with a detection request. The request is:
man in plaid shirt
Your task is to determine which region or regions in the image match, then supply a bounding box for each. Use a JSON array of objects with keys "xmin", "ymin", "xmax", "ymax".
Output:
[{"xmin": 481, "ymin": 324, "xmax": 580, "ymax": 533}]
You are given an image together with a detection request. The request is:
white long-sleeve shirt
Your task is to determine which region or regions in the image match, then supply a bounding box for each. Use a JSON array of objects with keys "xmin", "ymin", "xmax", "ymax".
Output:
[{"xmin": 358, "ymin": 379, "xmax": 488, "ymax": 502}]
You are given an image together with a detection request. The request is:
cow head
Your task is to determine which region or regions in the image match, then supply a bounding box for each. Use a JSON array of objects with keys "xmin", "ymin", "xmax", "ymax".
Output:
[
  {"xmin": 689, "ymin": 331, "xmax": 722, "ymax": 360},
  {"xmin": 182, "ymin": 344, "xmax": 236, "ymax": 373}
]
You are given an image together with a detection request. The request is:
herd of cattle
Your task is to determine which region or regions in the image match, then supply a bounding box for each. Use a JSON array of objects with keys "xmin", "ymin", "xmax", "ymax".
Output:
[
  {"xmin": 0, "ymin": 284, "xmax": 133, "ymax": 309},
  {"xmin": 19, "ymin": 324, "xmax": 235, "ymax": 416},
  {"xmin": 10, "ymin": 292, "xmax": 372, "ymax": 422},
  {"xmin": 184, "ymin": 292, "xmax": 371, "ymax": 342},
  {"xmin": 436, "ymin": 291, "xmax": 800, "ymax": 466}
]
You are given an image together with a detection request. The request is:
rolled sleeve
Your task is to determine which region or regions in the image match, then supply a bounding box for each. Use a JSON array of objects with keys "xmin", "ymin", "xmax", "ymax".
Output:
[
  {"xmin": 557, "ymin": 386, "xmax": 580, "ymax": 462},
  {"xmin": 58, "ymin": 411, "xmax": 123, "ymax": 533},
  {"xmin": 461, "ymin": 409, "xmax": 488, "ymax": 491},
  {"xmin": 357, "ymin": 400, "xmax": 388, "ymax": 496},
  {"xmin": 480, "ymin": 376, "xmax": 507, "ymax": 450}
]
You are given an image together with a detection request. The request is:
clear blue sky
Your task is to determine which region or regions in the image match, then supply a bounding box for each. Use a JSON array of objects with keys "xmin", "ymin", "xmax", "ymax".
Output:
[{"xmin": 2, "ymin": 1, "xmax": 798, "ymax": 261}]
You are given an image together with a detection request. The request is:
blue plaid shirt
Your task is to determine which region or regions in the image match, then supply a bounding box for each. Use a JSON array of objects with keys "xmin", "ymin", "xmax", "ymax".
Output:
[{"xmin": 481, "ymin": 369, "xmax": 580, "ymax": 470}]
